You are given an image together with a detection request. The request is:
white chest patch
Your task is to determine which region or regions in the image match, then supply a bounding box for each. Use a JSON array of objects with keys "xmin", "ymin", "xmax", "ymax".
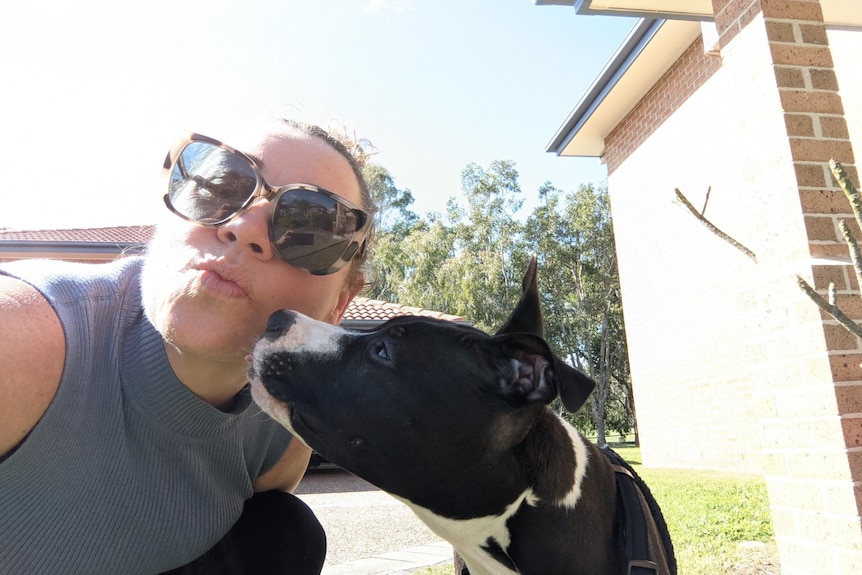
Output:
[
  {"xmin": 391, "ymin": 417, "xmax": 590, "ymax": 574},
  {"xmin": 393, "ymin": 491, "xmax": 534, "ymax": 575}
]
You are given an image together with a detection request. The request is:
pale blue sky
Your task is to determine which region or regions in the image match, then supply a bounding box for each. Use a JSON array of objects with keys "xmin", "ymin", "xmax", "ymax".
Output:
[{"xmin": 0, "ymin": 0, "xmax": 636, "ymax": 230}]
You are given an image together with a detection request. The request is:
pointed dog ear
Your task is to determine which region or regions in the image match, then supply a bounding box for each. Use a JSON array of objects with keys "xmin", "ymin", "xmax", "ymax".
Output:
[
  {"xmin": 497, "ymin": 255, "xmax": 543, "ymax": 338},
  {"xmin": 496, "ymin": 334, "xmax": 595, "ymax": 412}
]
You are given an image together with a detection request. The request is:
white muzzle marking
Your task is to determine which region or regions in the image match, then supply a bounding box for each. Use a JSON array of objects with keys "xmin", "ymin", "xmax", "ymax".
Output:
[{"xmin": 249, "ymin": 311, "xmax": 346, "ymax": 428}]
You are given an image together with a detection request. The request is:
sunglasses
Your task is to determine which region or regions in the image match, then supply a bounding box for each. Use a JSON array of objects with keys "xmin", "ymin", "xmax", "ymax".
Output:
[{"xmin": 162, "ymin": 133, "xmax": 371, "ymax": 276}]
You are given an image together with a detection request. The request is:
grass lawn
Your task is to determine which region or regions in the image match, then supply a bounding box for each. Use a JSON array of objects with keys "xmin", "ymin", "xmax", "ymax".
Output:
[{"xmin": 413, "ymin": 445, "xmax": 779, "ymax": 574}]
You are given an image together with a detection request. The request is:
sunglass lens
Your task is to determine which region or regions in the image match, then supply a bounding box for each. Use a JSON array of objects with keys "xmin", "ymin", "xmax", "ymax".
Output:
[
  {"xmin": 271, "ymin": 189, "xmax": 366, "ymax": 274},
  {"xmin": 168, "ymin": 141, "xmax": 258, "ymax": 224}
]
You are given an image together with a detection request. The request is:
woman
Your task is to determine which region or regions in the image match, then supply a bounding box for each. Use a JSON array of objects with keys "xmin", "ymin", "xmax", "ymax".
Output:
[{"xmin": 0, "ymin": 119, "xmax": 376, "ymax": 574}]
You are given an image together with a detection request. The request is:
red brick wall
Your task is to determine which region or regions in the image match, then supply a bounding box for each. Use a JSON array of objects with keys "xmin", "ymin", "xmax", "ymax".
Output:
[
  {"xmin": 759, "ymin": 2, "xmax": 862, "ymax": 571},
  {"xmin": 604, "ymin": 39, "xmax": 721, "ymax": 173},
  {"xmin": 714, "ymin": 0, "xmax": 761, "ymax": 47}
]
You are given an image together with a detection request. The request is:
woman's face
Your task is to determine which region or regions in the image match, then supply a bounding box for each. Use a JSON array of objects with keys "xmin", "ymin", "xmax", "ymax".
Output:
[{"xmin": 142, "ymin": 128, "xmax": 365, "ymax": 364}]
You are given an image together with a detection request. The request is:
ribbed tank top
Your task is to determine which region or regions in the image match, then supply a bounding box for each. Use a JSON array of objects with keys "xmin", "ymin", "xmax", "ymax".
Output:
[{"xmin": 0, "ymin": 257, "xmax": 293, "ymax": 574}]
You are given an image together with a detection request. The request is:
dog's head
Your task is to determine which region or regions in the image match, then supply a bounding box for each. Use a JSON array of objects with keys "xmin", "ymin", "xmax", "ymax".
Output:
[{"xmin": 249, "ymin": 256, "xmax": 595, "ymax": 514}]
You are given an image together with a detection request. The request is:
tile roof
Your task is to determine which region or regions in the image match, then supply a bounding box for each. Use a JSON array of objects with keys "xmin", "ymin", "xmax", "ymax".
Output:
[
  {"xmin": 0, "ymin": 226, "xmax": 155, "ymax": 244},
  {"xmin": 344, "ymin": 298, "xmax": 464, "ymax": 323}
]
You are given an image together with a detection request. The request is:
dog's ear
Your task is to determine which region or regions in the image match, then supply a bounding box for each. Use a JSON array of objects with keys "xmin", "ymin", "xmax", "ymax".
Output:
[
  {"xmin": 496, "ymin": 334, "xmax": 595, "ymax": 412},
  {"xmin": 496, "ymin": 254, "xmax": 543, "ymax": 338}
]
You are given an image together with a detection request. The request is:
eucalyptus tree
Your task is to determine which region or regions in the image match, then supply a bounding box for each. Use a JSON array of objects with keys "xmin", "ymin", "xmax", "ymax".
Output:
[
  {"xmin": 442, "ymin": 160, "xmax": 526, "ymax": 331},
  {"xmin": 363, "ymin": 163, "xmax": 423, "ymax": 303},
  {"xmin": 523, "ymin": 182, "xmax": 632, "ymax": 446},
  {"xmin": 363, "ymin": 161, "xmax": 633, "ymax": 444}
]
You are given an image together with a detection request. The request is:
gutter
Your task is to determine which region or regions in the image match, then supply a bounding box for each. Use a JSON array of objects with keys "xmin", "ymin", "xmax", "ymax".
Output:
[{"xmin": 0, "ymin": 241, "xmax": 147, "ymax": 256}]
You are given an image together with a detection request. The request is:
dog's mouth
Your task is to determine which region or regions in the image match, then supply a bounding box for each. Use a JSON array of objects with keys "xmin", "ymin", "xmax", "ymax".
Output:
[
  {"xmin": 290, "ymin": 409, "xmax": 318, "ymax": 437},
  {"xmin": 248, "ymin": 357, "xmax": 322, "ymax": 442},
  {"xmin": 248, "ymin": 357, "xmax": 298, "ymax": 428}
]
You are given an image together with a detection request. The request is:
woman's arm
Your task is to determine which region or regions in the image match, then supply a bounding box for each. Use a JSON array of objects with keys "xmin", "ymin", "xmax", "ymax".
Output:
[
  {"xmin": 0, "ymin": 275, "xmax": 65, "ymax": 458},
  {"xmin": 252, "ymin": 438, "xmax": 313, "ymax": 493}
]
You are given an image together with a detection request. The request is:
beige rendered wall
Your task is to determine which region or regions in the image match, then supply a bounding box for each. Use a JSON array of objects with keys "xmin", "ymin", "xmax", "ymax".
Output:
[
  {"xmin": 606, "ymin": 3, "xmax": 862, "ymax": 571},
  {"xmin": 608, "ymin": 16, "xmax": 822, "ymax": 474}
]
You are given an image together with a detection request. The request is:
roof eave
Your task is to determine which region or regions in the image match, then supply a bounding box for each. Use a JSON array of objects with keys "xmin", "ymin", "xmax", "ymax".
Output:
[
  {"xmin": 541, "ymin": 0, "xmax": 860, "ymax": 159},
  {"xmin": 533, "ymin": 0, "xmax": 712, "ymax": 21},
  {"xmin": 545, "ymin": 18, "xmax": 703, "ymax": 158},
  {"xmin": 574, "ymin": 0, "xmax": 712, "ymax": 21},
  {"xmin": 0, "ymin": 242, "xmax": 147, "ymax": 262},
  {"xmin": 545, "ymin": 17, "xmax": 665, "ymax": 157}
]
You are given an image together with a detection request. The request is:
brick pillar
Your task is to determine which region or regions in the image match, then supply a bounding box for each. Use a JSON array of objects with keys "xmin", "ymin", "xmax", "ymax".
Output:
[{"xmin": 713, "ymin": 1, "xmax": 862, "ymax": 573}]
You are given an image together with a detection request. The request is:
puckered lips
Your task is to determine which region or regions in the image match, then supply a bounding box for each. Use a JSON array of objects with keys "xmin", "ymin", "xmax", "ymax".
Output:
[{"xmin": 193, "ymin": 259, "xmax": 251, "ymax": 299}]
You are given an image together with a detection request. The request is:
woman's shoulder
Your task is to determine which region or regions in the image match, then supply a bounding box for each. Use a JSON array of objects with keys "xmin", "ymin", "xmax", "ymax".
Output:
[
  {"xmin": 0, "ymin": 274, "xmax": 66, "ymax": 459},
  {"xmin": 0, "ymin": 257, "xmax": 145, "ymax": 460},
  {"xmin": 0, "ymin": 257, "xmax": 145, "ymax": 306}
]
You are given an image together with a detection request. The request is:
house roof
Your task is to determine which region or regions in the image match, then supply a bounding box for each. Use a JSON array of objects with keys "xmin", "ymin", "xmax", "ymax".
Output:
[
  {"xmin": 0, "ymin": 225, "xmax": 465, "ymax": 326},
  {"xmin": 0, "ymin": 226, "xmax": 156, "ymax": 260},
  {"xmin": 535, "ymin": 0, "xmax": 711, "ymax": 21},
  {"xmin": 545, "ymin": 17, "xmax": 701, "ymax": 158},
  {"xmin": 538, "ymin": 0, "xmax": 861, "ymax": 158},
  {"xmin": 343, "ymin": 298, "xmax": 466, "ymax": 325},
  {"xmin": 0, "ymin": 226, "xmax": 156, "ymax": 243}
]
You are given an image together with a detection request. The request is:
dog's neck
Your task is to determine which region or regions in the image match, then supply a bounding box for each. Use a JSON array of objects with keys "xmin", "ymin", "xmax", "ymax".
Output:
[
  {"xmin": 396, "ymin": 412, "xmax": 594, "ymax": 574},
  {"xmin": 394, "ymin": 489, "xmax": 529, "ymax": 575},
  {"xmin": 520, "ymin": 411, "xmax": 591, "ymax": 508}
]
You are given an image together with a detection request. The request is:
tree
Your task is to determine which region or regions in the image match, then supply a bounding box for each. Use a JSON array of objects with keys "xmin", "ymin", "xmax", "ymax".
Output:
[
  {"xmin": 363, "ymin": 164, "xmax": 423, "ymax": 303},
  {"xmin": 363, "ymin": 164, "xmax": 419, "ymax": 235},
  {"xmin": 523, "ymin": 182, "xmax": 632, "ymax": 446},
  {"xmin": 364, "ymin": 160, "xmax": 633, "ymax": 443},
  {"xmin": 442, "ymin": 160, "xmax": 525, "ymax": 330}
]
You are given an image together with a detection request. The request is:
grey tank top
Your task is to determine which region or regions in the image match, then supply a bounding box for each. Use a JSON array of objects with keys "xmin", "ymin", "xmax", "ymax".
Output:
[{"xmin": 0, "ymin": 257, "xmax": 293, "ymax": 574}]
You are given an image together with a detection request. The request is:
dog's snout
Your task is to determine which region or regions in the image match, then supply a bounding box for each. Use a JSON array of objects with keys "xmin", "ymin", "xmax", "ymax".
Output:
[{"xmin": 265, "ymin": 310, "xmax": 296, "ymax": 339}]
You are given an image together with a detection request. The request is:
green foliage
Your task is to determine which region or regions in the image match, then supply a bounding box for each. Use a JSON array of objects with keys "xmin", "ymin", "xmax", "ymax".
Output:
[
  {"xmin": 443, "ymin": 160, "xmax": 525, "ymax": 330},
  {"xmin": 364, "ymin": 163, "xmax": 419, "ymax": 234},
  {"xmin": 364, "ymin": 159, "xmax": 631, "ymax": 441},
  {"xmin": 523, "ymin": 182, "xmax": 631, "ymax": 443},
  {"xmin": 366, "ymin": 159, "xmax": 528, "ymax": 331},
  {"xmin": 363, "ymin": 163, "xmax": 426, "ymax": 303}
]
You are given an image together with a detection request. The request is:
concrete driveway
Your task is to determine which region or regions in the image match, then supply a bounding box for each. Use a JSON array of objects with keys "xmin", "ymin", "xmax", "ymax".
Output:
[{"xmin": 295, "ymin": 468, "xmax": 452, "ymax": 572}]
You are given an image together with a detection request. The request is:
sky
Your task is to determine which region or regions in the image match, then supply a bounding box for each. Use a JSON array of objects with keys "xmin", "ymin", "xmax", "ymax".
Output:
[{"xmin": 0, "ymin": 0, "xmax": 637, "ymax": 230}]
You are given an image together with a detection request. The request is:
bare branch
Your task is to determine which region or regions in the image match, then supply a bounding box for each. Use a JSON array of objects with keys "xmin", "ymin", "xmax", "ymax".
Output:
[
  {"xmin": 838, "ymin": 220, "xmax": 862, "ymax": 297},
  {"xmin": 830, "ymin": 160, "xmax": 862, "ymax": 300},
  {"xmin": 830, "ymin": 159, "xmax": 862, "ymax": 226},
  {"xmin": 675, "ymin": 188, "xmax": 757, "ymax": 262},
  {"xmin": 701, "ymin": 185, "xmax": 712, "ymax": 216},
  {"xmin": 797, "ymin": 276, "xmax": 862, "ymax": 340}
]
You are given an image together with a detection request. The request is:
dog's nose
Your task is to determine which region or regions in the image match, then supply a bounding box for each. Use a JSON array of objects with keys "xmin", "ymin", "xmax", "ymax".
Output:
[{"xmin": 265, "ymin": 310, "xmax": 296, "ymax": 339}]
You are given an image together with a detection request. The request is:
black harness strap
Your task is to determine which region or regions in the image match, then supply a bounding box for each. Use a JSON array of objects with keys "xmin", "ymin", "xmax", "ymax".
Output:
[{"xmin": 602, "ymin": 448, "xmax": 659, "ymax": 575}]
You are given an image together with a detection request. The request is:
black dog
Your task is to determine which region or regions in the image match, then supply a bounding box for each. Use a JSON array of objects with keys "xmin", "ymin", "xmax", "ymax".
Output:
[{"xmin": 250, "ymin": 257, "xmax": 675, "ymax": 575}]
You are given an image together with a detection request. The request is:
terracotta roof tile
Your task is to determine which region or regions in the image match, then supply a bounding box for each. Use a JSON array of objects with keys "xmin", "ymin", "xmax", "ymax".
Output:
[
  {"xmin": 0, "ymin": 225, "xmax": 155, "ymax": 244},
  {"xmin": 344, "ymin": 298, "xmax": 465, "ymax": 323}
]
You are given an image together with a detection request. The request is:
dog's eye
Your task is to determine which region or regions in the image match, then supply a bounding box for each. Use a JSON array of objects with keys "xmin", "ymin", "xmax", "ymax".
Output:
[
  {"xmin": 375, "ymin": 343, "xmax": 390, "ymax": 361},
  {"xmin": 371, "ymin": 342, "xmax": 391, "ymax": 363}
]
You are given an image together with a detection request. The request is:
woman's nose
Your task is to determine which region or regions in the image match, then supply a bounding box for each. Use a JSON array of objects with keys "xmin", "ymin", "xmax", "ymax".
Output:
[{"xmin": 216, "ymin": 200, "xmax": 274, "ymax": 260}]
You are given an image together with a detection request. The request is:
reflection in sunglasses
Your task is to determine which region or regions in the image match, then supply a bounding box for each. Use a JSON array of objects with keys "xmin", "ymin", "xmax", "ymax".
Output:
[{"xmin": 164, "ymin": 135, "xmax": 371, "ymax": 275}]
